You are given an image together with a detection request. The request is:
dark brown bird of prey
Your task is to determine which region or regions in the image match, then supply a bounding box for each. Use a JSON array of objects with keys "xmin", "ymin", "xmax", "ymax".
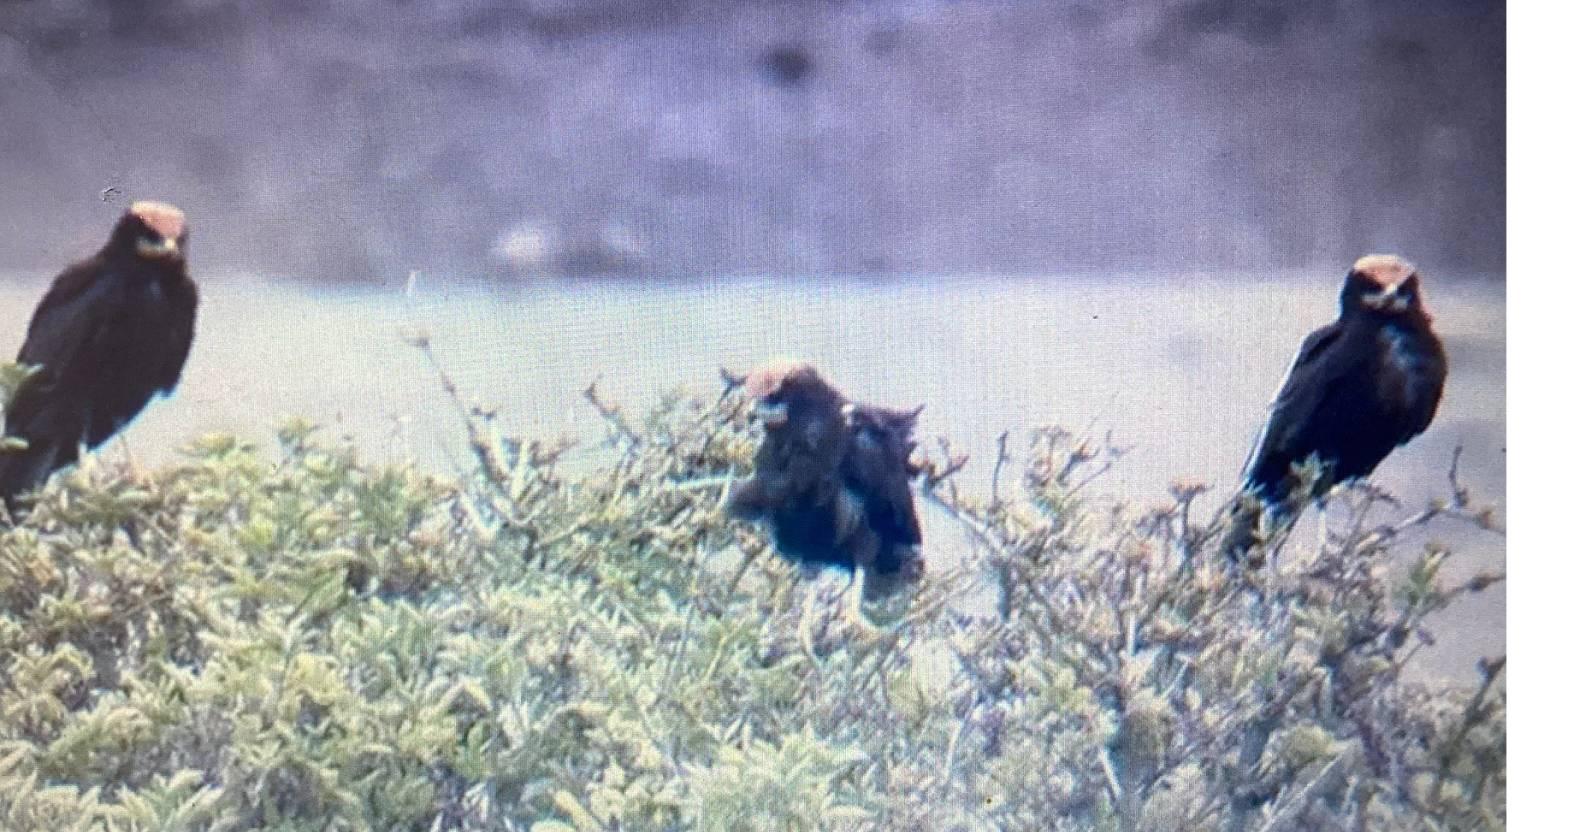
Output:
[
  {"xmin": 1223, "ymin": 255, "xmax": 1447, "ymax": 559},
  {"xmin": 0, "ymin": 201, "xmax": 198, "ymax": 514},
  {"xmin": 726, "ymin": 361, "xmax": 924, "ymax": 600}
]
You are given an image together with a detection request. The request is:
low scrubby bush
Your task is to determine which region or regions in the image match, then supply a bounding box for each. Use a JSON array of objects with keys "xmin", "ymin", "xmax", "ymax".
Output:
[{"xmin": 0, "ymin": 354, "xmax": 1504, "ymax": 831}]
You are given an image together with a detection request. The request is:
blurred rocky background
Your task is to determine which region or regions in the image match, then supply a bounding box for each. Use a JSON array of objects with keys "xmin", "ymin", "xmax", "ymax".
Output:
[{"xmin": 0, "ymin": 0, "xmax": 1504, "ymax": 282}]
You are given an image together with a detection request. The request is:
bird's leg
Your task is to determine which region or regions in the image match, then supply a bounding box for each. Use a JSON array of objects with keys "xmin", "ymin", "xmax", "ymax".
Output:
[
  {"xmin": 117, "ymin": 434, "xmax": 152, "ymax": 488},
  {"xmin": 1268, "ymin": 509, "xmax": 1302, "ymax": 571},
  {"xmin": 1310, "ymin": 479, "xmax": 1356, "ymax": 555},
  {"xmin": 799, "ymin": 581, "xmax": 824, "ymax": 664},
  {"xmin": 842, "ymin": 566, "xmax": 864, "ymax": 621},
  {"xmin": 108, "ymin": 436, "xmax": 156, "ymax": 549},
  {"xmin": 844, "ymin": 567, "xmax": 894, "ymax": 635}
]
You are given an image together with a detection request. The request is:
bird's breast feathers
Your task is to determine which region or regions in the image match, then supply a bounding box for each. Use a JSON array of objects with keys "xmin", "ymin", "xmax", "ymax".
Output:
[{"xmin": 1378, "ymin": 323, "xmax": 1442, "ymax": 410}]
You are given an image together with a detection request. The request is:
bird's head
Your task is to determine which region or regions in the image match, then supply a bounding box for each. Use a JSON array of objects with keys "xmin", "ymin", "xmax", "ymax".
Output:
[
  {"xmin": 844, "ymin": 402, "xmax": 923, "ymax": 444},
  {"xmin": 742, "ymin": 360, "xmax": 842, "ymax": 430},
  {"xmin": 111, "ymin": 201, "xmax": 188, "ymax": 263},
  {"xmin": 1343, "ymin": 254, "xmax": 1426, "ymax": 318}
]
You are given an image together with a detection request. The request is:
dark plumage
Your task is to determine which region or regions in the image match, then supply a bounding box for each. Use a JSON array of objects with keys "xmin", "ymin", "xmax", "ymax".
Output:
[
  {"xmin": 726, "ymin": 361, "xmax": 924, "ymax": 600},
  {"xmin": 1224, "ymin": 254, "xmax": 1447, "ymax": 559},
  {"xmin": 0, "ymin": 201, "xmax": 199, "ymax": 514}
]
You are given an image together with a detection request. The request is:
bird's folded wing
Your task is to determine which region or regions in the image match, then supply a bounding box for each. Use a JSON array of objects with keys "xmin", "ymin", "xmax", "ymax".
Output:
[
  {"xmin": 153, "ymin": 280, "xmax": 199, "ymax": 394},
  {"xmin": 842, "ymin": 434, "xmax": 922, "ymax": 545},
  {"xmin": 1240, "ymin": 322, "xmax": 1344, "ymax": 482},
  {"xmin": 8, "ymin": 265, "xmax": 121, "ymax": 427}
]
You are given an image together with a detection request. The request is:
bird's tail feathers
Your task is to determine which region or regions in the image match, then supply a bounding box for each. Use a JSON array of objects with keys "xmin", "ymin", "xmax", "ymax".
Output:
[{"xmin": 0, "ymin": 437, "xmax": 63, "ymax": 518}]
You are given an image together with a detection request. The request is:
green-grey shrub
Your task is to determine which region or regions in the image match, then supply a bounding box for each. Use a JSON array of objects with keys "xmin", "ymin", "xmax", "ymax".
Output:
[{"xmin": 0, "ymin": 359, "xmax": 1504, "ymax": 831}]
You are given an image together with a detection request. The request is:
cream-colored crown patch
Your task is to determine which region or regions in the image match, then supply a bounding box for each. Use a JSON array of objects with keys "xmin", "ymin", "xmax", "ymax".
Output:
[
  {"xmin": 129, "ymin": 201, "xmax": 187, "ymax": 240},
  {"xmin": 1352, "ymin": 254, "xmax": 1416, "ymax": 288},
  {"xmin": 744, "ymin": 360, "xmax": 817, "ymax": 398}
]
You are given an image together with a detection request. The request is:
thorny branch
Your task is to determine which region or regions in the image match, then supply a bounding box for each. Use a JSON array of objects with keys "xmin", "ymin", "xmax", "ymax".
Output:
[
  {"xmin": 583, "ymin": 378, "xmax": 643, "ymax": 449},
  {"xmin": 344, "ymin": 346, "xmax": 1502, "ymax": 830}
]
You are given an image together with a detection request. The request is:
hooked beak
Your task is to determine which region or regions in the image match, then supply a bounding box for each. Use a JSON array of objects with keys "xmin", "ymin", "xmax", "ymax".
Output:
[
  {"xmin": 136, "ymin": 236, "xmax": 182, "ymax": 260},
  {"xmin": 755, "ymin": 399, "xmax": 789, "ymax": 428}
]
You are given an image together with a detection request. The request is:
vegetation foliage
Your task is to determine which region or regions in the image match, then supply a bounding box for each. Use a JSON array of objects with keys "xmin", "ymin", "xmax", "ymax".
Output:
[{"xmin": 0, "ymin": 352, "xmax": 1504, "ymax": 831}]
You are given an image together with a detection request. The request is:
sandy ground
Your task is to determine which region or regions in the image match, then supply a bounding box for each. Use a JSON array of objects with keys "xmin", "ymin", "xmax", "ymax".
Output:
[{"xmin": 0, "ymin": 270, "xmax": 1504, "ymax": 682}]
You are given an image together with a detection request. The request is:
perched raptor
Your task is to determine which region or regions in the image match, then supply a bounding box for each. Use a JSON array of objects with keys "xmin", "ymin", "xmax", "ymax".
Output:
[
  {"xmin": 1, "ymin": 201, "xmax": 199, "ymax": 514},
  {"xmin": 1223, "ymin": 255, "xmax": 1447, "ymax": 559},
  {"xmin": 727, "ymin": 361, "xmax": 924, "ymax": 600}
]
